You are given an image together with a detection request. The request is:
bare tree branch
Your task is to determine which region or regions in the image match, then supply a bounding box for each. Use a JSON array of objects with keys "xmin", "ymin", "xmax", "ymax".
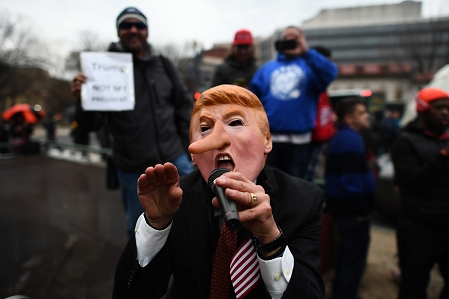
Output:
[
  {"xmin": 155, "ymin": 40, "xmax": 203, "ymax": 93},
  {"xmin": 0, "ymin": 12, "xmax": 46, "ymax": 68},
  {"xmin": 397, "ymin": 18, "xmax": 449, "ymax": 85},
  {"xmin": 0, "ymin": 10, "xmax": 50, "ymax": 111},
  {"xmin": 64, "ymin": 31, "xmax": 107, "ymax": 73}
]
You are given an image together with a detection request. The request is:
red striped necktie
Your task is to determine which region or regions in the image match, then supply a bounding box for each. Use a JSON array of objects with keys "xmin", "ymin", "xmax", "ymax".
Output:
[
  {"xmin": 231, "ymin": 237, "xmax": 260, "ymax": 299},
  {"xmin": 210, "ymin": 224, "xmax": 260, "ymax": 299}
]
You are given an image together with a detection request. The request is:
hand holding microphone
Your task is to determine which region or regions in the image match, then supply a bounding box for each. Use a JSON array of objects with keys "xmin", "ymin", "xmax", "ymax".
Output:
[
  {"xmin": 208, "ymin": 169, "xmax": 282, "ymax": 244},
  {"xmin": 208, "ymin": 168, "xmax": 240, "ymax": 230}
]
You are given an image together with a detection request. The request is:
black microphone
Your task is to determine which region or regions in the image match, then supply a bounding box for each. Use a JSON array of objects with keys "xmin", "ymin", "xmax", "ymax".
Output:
[{"xmin": 208, "ymin": 168, "xmax": 240, "ymax": 230}]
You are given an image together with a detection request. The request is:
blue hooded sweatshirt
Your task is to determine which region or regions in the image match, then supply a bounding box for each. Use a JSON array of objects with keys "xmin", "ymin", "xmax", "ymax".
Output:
[{"xmin": 250, "ymin": 49, "xmax": 338, "ymax": 134}]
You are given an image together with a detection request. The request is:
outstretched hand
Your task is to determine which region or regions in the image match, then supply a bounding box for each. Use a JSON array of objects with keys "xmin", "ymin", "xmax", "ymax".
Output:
[{"xmin": 137, "ymin": 163, "xmax": 183, "ymax": 230}]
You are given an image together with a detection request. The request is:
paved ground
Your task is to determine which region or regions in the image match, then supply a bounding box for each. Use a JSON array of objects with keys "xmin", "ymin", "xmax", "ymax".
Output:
[
  {"xmin": 0, "ymin": 127, "xmax": 445, "ymax": 298},
  {"xmin": 322, "ymin": 226, "xmax": 444, "ymax": 299},
  {"xmin": 0, "ymin": 155, "xmax": 126, "ymax": 299}
]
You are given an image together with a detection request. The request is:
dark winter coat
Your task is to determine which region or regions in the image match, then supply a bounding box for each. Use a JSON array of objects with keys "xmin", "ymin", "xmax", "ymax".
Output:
[
  {"xmin": 391, "ymin": 119, "xmax": 449, "ymax": 228},
  {"xmin": 210, "ymin": 57, "xmax": 258, "ymax": 88},
  {"xmin": 76, "ymin": 43, "xmax": 193, "ymax": 171}
]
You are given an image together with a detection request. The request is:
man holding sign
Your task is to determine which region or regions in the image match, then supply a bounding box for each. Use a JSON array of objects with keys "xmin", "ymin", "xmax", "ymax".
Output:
[{"xmin": 71, "ymin": 7, "xmax": 193, "ymax": 237}]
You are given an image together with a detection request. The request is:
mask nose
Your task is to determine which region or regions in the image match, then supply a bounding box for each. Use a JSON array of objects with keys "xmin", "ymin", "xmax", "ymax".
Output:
[{"xmin": 189, "ymin": 121, "xmax": 231, "ymax": 154}]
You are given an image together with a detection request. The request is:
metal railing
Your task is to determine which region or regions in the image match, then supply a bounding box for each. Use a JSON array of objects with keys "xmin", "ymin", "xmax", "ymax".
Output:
[{"xmin": 0, "ymin": 140, "xmax": 112, "ymax": 165}]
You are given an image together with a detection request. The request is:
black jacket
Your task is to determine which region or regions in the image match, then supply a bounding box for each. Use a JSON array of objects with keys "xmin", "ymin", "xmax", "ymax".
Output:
[
  {"xmin": 210, "ymin": 57, "xmax": 258, "ymax": 88},
  {"xmin": 391, "ymin": 119, "xmax": 449, "ymax": 228},
  {"xmin": 113, "ymin": 166, "xmax": 325, "ymax": 299},
  {"xmin": 76, "ymin": 43, "xmax": 192, "ymax": 171}
]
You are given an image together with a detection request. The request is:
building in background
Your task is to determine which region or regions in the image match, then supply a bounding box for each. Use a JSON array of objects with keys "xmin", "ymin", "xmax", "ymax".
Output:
[
  {"xmin": 235, "ymin": 1, "xmax": 449, "ymax": 105},
  {"xmin": 200, "ymin": 44, "xmax": 229, "ymax": 90}
]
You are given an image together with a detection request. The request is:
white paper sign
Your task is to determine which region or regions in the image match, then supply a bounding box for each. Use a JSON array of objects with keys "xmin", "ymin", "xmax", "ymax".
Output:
[{"xmin": 81, "ymin": 52, "xmax": 135, "ymax": 111}]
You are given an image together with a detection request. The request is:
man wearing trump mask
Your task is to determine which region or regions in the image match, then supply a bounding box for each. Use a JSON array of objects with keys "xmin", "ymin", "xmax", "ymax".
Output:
[{"xmin": 113, "ymin": 85, "xmax": 325, "ymax": 299}]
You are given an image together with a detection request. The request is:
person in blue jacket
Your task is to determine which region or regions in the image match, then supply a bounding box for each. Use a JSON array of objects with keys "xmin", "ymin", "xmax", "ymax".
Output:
[
  {"xmin": 250, "ymin": 26, "xmax": 338, "ymax": 179},
  {"xmin": 325, "ymin": 98, "xmax": 377, "ymax": 299}
]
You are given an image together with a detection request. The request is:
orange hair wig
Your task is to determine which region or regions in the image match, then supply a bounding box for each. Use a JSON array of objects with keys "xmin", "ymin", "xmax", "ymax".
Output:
[{"xmin": 189, "ymin": 84, "xmax": 270, "ymax": 143}]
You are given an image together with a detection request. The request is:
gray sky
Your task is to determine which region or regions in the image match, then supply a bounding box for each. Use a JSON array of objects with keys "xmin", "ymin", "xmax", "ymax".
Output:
[{"xmin": 2, "ymin": 0, "xmax": 448, "ymax": 67}]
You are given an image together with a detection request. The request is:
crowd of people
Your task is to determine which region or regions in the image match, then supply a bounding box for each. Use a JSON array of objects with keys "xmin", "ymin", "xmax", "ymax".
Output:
[{"xmin": 53, "ymin": 5, "xmax": 449, "ymax": 299}]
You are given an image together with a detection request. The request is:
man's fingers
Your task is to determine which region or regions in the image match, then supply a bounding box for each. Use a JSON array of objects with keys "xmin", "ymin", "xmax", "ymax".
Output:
[
  {"xmin": 238, "ymin": 198, "xmax": 273, "ymax": 220},
  {"xmin": 144, "ymin": 167, "xmax": 158, "ymax": 184},
  {"xmin": 72, "ymin": 73, "xmax": 87, "ymax": 83},
  {"xmin": 137, "ymin": 174, "xmax": 150, "ymax": 189},
  {"xmin": 248, "ymin": 192, "xmax": 258, "ymax": 206},
  {"xmin": 164, "ymin": 162, "xmax": 180, "ymax": 180},
  {"xmin": 153, "ymin": 164, "xmax": 169, "ymax": 182},
  {"xmin": 216, "ymin": 172, "xmax": 253, "ymax": 193},
  {"xmin": 143, "ymin": 163, "xmax": 179, "ymax": 186},
  {"xmin": 71, "ymin": 73, "xmax": 87, "ymax": 97},
  {"xmin": 234, "ymin": 190, "xmax": 265, "ymax": 208}
]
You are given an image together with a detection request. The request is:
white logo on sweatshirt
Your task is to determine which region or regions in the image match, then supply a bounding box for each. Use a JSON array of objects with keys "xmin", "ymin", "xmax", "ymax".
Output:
[{"xmin": 270, "ymin": 65, "xmax": 306, "ymax": 100}]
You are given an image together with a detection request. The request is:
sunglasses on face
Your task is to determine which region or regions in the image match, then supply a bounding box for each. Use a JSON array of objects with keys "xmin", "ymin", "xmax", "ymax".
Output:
[
  {"xmin": 119, "ymin": 22, "xmax": 147, "ymax": 30},
  {"xmin": 236, "ymin": 45, "xmax": 251, "ymax": 50}
]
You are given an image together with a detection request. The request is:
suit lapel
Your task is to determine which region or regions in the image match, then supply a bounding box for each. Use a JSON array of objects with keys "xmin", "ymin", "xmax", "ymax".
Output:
[
  {"xmin": 259, "ymin": 167, "xmax": 280, "ymax": 216},
  {"xmin": 184, "ymin": 176, "xmax": 215, "ymax": 296}
]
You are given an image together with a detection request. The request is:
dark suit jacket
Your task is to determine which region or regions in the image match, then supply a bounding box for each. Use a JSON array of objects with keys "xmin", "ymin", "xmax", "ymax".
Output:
[{"xmin": 113, "ymin": 166, "xmax": 325, "ymax": 299}]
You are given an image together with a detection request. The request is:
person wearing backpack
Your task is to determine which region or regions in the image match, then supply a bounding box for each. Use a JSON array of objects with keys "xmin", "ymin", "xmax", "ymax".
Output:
[{"xmin": 71, "ymin": 7, "xmax": 193, "ymax": 237}]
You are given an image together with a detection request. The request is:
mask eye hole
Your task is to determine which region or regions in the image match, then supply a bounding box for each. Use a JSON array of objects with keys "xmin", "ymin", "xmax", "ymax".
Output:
[{"xmin": 229, "ymin": 119, "xmax": 244, "ymax": 126}]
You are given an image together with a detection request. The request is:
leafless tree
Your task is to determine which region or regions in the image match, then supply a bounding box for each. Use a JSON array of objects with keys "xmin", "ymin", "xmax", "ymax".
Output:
[
  {"xmin": 0, "ymin": 11, "xmax": 48, "ymax": 110},
  {"xmin": 157, "ymin": 41, "xmax": 203, "ymax": 92},
  {"xmin": 64, "ymin": 31, "xmax": 108, "ymax": 73},
  {"xmin": 158, "ymin": 41, "xmax": 201, "ymax": 68},
  {"xmin": 0, "ymin": 12, "xmax": 46, "ymax": 68},
  {"xmin": 397, "ymin": 18, "xmax": 449, "ymax": 86}
]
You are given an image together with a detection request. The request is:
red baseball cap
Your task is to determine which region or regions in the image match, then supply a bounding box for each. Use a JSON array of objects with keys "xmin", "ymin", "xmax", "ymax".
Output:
[{"xmin": 233, "ymin": 29, "xmax": 253, "ymax": 45}]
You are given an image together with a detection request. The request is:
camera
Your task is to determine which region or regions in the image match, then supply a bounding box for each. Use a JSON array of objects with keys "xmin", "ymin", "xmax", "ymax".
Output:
[{"xmin": 274, "ymin": 39, "xmax": 297, "ymax": 51}]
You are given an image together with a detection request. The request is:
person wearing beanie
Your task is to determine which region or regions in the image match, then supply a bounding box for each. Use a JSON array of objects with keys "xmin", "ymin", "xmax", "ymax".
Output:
[
  {"xmin": 113, "ymin": 7, "xmax": 149, "ymax": 58},
  {"xmin": 210, "ymin": 29, "xmax": 258, "ymax": 88},
  {"xmin": 249, "ymin": 26, "xmax": 338, "ymax": 179},
  {"xmin": 71, "ymin": 6, "xmax": 193, "ymax": 238},
  {"xmin": 391, "ymin": 87, "xmax": 449, "ymax": 299}
]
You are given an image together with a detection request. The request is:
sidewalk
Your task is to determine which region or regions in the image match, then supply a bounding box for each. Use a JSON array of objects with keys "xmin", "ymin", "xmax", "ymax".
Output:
[
  {"xmin": 323, "ymin": 226, "xmax": 444, "ymax": 299},
  {"xmin": 0, "ymin": 155, "xmax": 126, "ymax": 299}
]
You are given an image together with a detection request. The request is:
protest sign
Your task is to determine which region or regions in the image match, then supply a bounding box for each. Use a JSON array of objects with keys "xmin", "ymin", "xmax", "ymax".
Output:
[{"xmin": 81, "ymin": 52, "xmax": 135, "ymax": 111}]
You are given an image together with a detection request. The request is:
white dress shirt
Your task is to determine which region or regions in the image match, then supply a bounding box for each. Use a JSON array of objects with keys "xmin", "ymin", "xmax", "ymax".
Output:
[{"xmin": 134, "ymin": 213, "xmax": 294, "ymax": 299}]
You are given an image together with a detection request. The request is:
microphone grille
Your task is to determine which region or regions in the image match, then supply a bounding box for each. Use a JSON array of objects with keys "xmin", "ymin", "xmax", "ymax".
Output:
[{"xmin": 208, "ymin": 168, "xmax": 230, "ymax": 190}]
